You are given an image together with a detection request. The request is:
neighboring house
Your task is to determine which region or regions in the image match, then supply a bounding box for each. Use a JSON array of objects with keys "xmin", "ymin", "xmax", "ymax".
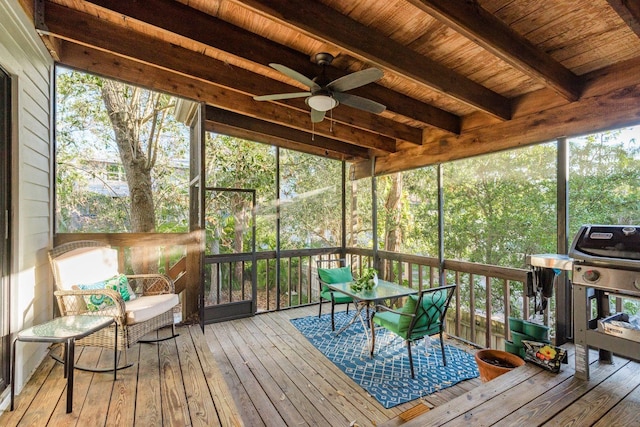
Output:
[
  {"xmin": 0, "ymin": 1, "xmax": 55, "ymax": 409},
  {"xmin": 84, "ymin": 158, "xmax": 130, "ymax": 198}
]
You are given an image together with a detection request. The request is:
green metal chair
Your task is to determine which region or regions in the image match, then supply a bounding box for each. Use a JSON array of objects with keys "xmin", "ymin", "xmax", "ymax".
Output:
[
  {"xmin": 317, "ymin": 258, "xmax": 353, "ymax": 331},
  {"xmin": 370, "ymin": 284, "xmax": 456, "ymax": 378}
]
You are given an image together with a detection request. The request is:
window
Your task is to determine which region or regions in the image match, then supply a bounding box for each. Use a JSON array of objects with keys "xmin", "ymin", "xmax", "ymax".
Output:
[
  {"xmin": 55, "ymin": 68, "xmax": 190, "ymax": 233},
  {"xmin": 444, "ymin": 143, "xmax": 557, "ymax": 268}
]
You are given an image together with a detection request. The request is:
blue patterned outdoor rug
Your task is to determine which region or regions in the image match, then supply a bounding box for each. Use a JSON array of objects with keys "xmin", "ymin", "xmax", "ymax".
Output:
[{"xmin": 291, "ymin": 311, "xmax": 479, "ymax": 409}]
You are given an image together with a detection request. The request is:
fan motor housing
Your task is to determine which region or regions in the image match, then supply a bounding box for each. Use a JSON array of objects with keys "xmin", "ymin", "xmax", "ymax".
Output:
[{"xmin": 314, "ymin": 52, "xmax": 334, "ymax": 66}]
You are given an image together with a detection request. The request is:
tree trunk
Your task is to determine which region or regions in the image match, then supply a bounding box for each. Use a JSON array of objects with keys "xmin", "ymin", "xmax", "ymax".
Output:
[
  {"xmin": 383, "ymin": 173, "xmax": 403, "ymax": 280},
  {"xmin": 101, "ymin": 80, "xmax": 157, "ymax": 273},
  {"xmin": 349, "ymin": 179, "xmax": 358, "ymax": 247}
]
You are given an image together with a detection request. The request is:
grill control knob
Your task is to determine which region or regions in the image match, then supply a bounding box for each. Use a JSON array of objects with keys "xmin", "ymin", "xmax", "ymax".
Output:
[{"xmin": 583, "ymin": 269, "xmax": 600, "ymax": 282}]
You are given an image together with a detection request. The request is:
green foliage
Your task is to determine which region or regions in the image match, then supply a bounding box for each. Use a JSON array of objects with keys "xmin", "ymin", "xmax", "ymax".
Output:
[
  {"xmin": 569, "ymin": 130, "xmax": 640, "ymax": 233},
  {"xmin": 347, "ymin": 176, "xmax": 373, "ymax": 247},
  {"xmin": 55, "ymin": 68, "xmax": 640, "ymax": 315},
  {"xmin": 350, "ymin": 267, "xmax": 378, "ymax": 292},
  {"xmin": 55, "ymin": 67, "xmax": 190, "ymax": 233},
  {"xmin": 443, "ymin": 143, "xmax": 558, "ymax": 268},
  {"xmin": 279, "ymin": 149, "xmax": 343, "ymax": 249}
]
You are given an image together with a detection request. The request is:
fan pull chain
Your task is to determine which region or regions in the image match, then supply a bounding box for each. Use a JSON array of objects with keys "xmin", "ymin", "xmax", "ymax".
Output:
[
  {"xmin": 312, "ymin": 120, "xmax": 315, "ymax": 141},
  {"xmin": 330, "ymin": 109, "xmax": 333, "ymax": 133}
]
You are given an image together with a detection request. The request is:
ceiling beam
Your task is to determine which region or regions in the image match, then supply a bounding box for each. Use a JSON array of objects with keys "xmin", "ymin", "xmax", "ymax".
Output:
[
  {"xmin": 83, "ymin": 0, "xmax": 459, "ymax": 135},
  {"xmin": 233, "ymin": 0, "xmax": 512, "ymax": 120},
  {"xmin": 40, "ymin": 2, "xmax": 397, "ymax": 152},
  {"xmin": 37, "ymin": 1, "xmax": 413, "ymax": 145},
  {"xmin": 209, "ymin": 122, "xmax": 350, "ymax": 161},
  {"xmin": 606, "ymin": 0, "xmax": 640, "ymax": 38},
  {"xmin": 352, "ymin": 73, "xmax": 640, "ymax": 178},
  {"xmin": 205, "ymin": 107, "xmax": 371, "ymax": 160},
  {"xmin": 406, "ymin": 0, "xmax": 582, "ymax": 101},
  {"xmin": 59, "ymin": 40, "xmax": 376, "ymax": 160},
  {"xmin": 57, "ymin": 41, "xmax": 396, "ymax": 153}
]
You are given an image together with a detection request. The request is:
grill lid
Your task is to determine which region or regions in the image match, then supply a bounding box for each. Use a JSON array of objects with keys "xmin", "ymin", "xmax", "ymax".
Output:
[{"xmin": 569, "ymin": 225, "xmax": 640, "ymax": 268}]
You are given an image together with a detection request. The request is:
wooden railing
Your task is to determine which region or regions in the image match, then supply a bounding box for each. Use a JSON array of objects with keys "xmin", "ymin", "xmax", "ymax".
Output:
[
  {"xmin": 345, "ymin": 249, "xmax": 530, "ymax": 349},
  {"xmin": 52, "ymin": 234, "xmax": 537, "ymax": 350},
  {"xmin": 204, "ymin": 246, "xmax": 534, "ymax": 349}
]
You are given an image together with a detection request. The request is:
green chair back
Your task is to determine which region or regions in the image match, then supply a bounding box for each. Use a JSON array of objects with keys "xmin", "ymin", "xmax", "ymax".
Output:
[
  {"xmin": 406, "ymin": 285, "xmax": 456, "ymax": 340},
  {"xmin": 317, "ymin": 265, "xmax": 353, "ymax": 292}
]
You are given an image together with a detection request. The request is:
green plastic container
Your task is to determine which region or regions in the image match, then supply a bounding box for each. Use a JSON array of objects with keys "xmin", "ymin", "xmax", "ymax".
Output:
[
  {"xmin": 511, "ymin": 330, "xmax": 533, "ymax": 346},
  {"xmin": 519, "ymin": 346, "xmax": 527, "ymax": 359},
  {"xmin": 508, "ymin": 317, "xmax": 524, "ymax": 333},
  {"xmin": 504, "ymin": 340, "xmax": 521, "ymax": 355},
  {"xmin": 523, "ymin": 321, "xmax": 550, "ymax": 341}
]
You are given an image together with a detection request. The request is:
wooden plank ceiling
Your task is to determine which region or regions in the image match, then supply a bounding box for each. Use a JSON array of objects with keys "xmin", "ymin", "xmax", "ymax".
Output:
[{"xmin": 20, "ymin": 0, "xmax": 640, "ymax": 177}]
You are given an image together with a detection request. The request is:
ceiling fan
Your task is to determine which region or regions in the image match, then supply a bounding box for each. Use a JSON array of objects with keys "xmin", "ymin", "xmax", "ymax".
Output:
[{"xmin": 254, "ymin": 53, "xmax": 386, "ymax": 123}]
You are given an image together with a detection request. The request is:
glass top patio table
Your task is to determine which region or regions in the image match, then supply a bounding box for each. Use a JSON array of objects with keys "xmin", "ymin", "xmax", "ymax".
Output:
[
  {"xmin": 327, "ymin": 279, "xmax": 417, "ymax": 302},
  {"xmin": 17, "ymin": 315, "xmax": 115, "ymax": 341},
  {"xmin": 326, "ymin": 280, "xmax": 417, "ymax": 336},
  {"xmin": 11, "ymin": 315, "xmax": 116, "ymax": 414}
]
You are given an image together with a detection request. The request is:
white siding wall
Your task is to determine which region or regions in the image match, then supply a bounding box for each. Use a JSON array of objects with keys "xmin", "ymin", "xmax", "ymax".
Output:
[{"xmin": 0, "ymin": 0, "xmax": 54, "ymax": 408}]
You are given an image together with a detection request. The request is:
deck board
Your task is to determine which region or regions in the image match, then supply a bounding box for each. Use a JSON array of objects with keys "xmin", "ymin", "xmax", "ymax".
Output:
[
  {"xmin": 188, "ymin": 326, "xmax": 243, "ymax": 427},
  {"xmin": 203, "ymin": 326, "xmax": 267, "ymax": 427},
  {"xmin": 218, "ymin": 320, "xmax": 312, "ymax": 426},
  {"xmin": 263, "ymin": 310, "xmax": 397, "ymax": 420},
  {"xmin": 1, "ymin": 354, "xmax": 57, "ymax": 426},
  {"xmin": 544, "ymin": 360, "xmax": 640, "ymax": 426},
  {"xmin": 250, "ymin": 313, "xmax": 389, "ymax": 425},
  {"xmin": 135, "ymin": 338, "xmax": 163, "ymax": 426},
  {"xmin": 498, "ymin": 353, "xmax": 628, "ymax": 426},
  {"xmin": 105, "ymin": 344, "xmax": 139, "ymax": 427},
  {"xmin": 158, "ymin": 329, "xmax": 190, "ymax": 426},
  {"xmin": 592, "ymin": 380, "xmax": 640, "ymax": 427},
  {"xmin": 2, "ymin": 306, "xmax": 640, "ymax": 426},
  {"xmin": 208, "ymin": 322, "xmax": 281, "ymax": 426},
  {"xmin": 235, "ymin": 317, "xmax": 347, "ymax": 426},
  {"xmin": 18, "ymin": 359, "xmax": 67, "ymax": 426},
  {"xmin": 175, "ymin": 328, "xmax": 221, "ymax": 427}
]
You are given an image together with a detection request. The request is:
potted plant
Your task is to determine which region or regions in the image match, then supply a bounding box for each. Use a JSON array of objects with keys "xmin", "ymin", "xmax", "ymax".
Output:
[
  {"xmin": 474, "ymin": 349, "xmax": 525, "ymax": 382},
  {"xmin": 350, "ymin": 267, "xmax": 378, "ymax": 292}
]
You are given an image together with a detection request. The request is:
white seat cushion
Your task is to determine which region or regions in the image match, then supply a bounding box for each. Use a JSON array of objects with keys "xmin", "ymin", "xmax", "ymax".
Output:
[{"xmin": 124, "ymin": 293, "xmax": 179, "ymax": 325}]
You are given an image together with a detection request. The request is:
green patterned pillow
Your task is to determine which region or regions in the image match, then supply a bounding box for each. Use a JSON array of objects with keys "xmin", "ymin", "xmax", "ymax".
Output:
[{"xmin": 78, "ymin": 274, "xmax": 132, "ymax": 311}]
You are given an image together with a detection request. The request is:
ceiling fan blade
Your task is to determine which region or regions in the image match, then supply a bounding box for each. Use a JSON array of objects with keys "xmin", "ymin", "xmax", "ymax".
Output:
[
  {"xmin": 310, "ymin": 108, "xmax": 326, "ymax": 123},
  {"xmin": 327, "ymin": 68, "xmax": 384, "ymax": 92},
  {"xmin": 253, "ymin": 92, "xmax": 311, "ymax": 101},
  {"xmin": 333, "ymin": 92, "xmax": 386, "ymax": 114},
  {"xmin": 270, "ymin": 64, "xmax": 320, "ymax": 91}
]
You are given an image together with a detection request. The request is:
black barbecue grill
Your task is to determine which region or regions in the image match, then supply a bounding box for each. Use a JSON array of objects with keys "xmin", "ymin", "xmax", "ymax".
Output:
[{"xmin": 570, "ymin": 224, "xmax": 640, "ymax": 380}]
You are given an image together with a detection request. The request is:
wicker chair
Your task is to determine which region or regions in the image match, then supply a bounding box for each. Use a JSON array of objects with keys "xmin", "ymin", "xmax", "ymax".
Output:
[{"xmin": 48, "ymin": 240, "xmax": 179, "ymax": 367}]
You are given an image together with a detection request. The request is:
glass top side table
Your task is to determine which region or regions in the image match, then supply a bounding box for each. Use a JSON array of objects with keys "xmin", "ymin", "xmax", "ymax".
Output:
[{"xmin": 11, "ymin": 315, "xmax": 116, "ymax": 413}]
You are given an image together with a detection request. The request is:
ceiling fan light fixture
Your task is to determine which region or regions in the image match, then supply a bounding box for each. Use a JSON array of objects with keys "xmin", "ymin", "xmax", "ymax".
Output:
[{"xmin": 306, "ymin": 94, "xmax": 338, "ymax": 112}]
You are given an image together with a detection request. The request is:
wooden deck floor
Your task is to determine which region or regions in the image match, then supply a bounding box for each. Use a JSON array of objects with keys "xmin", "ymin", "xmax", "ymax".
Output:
[
  {"xmin": 2, "ymin": 305, "xmax": 640, "ymax": 426},
  {"xmin": 389, "ymin": 345, "xmax": 640, "ymax": 427},
  {"xmin": 0, "ymin": 325, "xmax": 242, "ymax": 427},
  {"xmin": 205, "ymin": 305, "xmax": 481, "ymax": 427}
]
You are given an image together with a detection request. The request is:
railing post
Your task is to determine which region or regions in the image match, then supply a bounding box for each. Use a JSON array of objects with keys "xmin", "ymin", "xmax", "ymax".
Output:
[
  {"xmin": 275, "ymin": 147, "xmax": 281, "ymax": 310},
  {"xmin": 455, "ymin": 270, "xmax": 461, "ymax": 337},
  {"xmin": 556, "ymin": 136, "xmax": 571, "ymax": 345},
  {"xmin": 505, "ymin": 279, "xmax": 511, "ymax": 342},
  {"xmin": 437, "ymin": 164, "xmax": 445, "ymax": 287},
  {"xmin": 371, "ymin": 156, "xmax": 379, "ymax": 272},
  {"xmin": 470, "ymin": 273, "xmax": 476, "ymax": 345},
  {"xmin": 485, "ymin": 276, "xmax": 491, "ymax": 348}
]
